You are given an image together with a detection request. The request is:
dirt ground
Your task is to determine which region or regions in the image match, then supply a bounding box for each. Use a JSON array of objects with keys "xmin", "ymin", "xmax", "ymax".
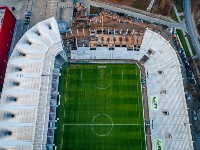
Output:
[
  {"xmin": 152, "ymin": 0, "xmax": 172, "ymax": 16},
  {"xmin": 98, "ymin": 0, "xmax": 172, "ymax": 17},
  {"xmin": 191, "ymin": 0, "xmax": 200, "ymax": 35},
  {"xmin": 98, "ymin": 0, "xmax": 150, "ymax": 11},
  {"xmin": 63, "ymin": 9, "xmax": 167, "ymax": 49}
]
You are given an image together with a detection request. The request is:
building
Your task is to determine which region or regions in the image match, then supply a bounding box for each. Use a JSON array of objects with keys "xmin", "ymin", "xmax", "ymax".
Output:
[
  {"xmin": 0, "ymin": 6, "xmax": 16, "ymax": 91},
  {"xmin": 89, "ymin": 29, "xmax": 143, "ymax": 50}
]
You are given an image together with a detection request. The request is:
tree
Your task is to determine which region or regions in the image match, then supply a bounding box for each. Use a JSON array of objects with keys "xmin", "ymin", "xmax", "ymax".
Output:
[{"xmin": 160, "ymin": 0, "xmax": 171, "ymax": 16}]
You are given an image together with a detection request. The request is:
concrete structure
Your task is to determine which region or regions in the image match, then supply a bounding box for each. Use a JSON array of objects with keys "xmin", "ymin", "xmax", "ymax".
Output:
[
  {"xmin": 89, "ymin": 29, "xmax": 144, "ymax": 50},
  {"xmin": 0, "ymin": 6, "xmax": 16, "ymax": 90},
  {"xmin": 0, "ymin": 17, "xmax": 66, "ymax": 150},
  {"xmin": 139, "ymin": 29, "xmax": 193, "ymax": 150}
]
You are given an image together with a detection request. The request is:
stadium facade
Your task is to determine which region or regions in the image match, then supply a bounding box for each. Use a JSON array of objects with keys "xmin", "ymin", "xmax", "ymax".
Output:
[
  {"xmin": 0, "ymin": 6, "xmax": 16, "ymax": 90},
  {"xmin": 0, "ymin": 17, "xmax": 194, "ymax": 150},
  {"xmin": 0, "ymin": 17, "xmax": 66, "ymax": 150}
]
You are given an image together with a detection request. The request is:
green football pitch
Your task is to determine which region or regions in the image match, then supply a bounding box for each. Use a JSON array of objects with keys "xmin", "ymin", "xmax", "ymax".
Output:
[{"xmin": 55, "ymin": 63, "xmax": 145, "ymax": 150}]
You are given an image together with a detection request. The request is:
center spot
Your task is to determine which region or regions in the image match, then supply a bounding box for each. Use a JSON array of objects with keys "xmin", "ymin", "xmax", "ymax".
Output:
[{"xmin": 92, "ymin": 114, "xmax": 113, "ymax": 136}]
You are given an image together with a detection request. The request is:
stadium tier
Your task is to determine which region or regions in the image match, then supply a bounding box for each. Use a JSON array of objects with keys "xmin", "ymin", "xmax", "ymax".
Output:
[
  {"xmin": 0, "ymin": 16, "xmax": 194, "ymax": 150},
  {"xmin": 138, "ymin": 29, "xmax": 194, "ymax": 150},
  {"xmin": 0, "ymin": 17, "xmax": 66, "ymax": 150}
]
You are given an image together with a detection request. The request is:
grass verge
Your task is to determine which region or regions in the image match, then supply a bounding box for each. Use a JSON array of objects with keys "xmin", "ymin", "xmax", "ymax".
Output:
[
  {"xmin": 174, "ymin": 0, "xmax": 183, "ymax": 12},
  {"xmin": 180, "ymin": 15, "xmax": 184, "ymax": 21},
  {"xmin": 186, "ymin": 33, "xmax": 196, "ymax": 56},
  {"xmin": 171, "ymin": 7, "xmax": 179, "ymax": 22},
  {"xmin": 176, "ymin": 29, "xmax": 191, "ymax": 57}
]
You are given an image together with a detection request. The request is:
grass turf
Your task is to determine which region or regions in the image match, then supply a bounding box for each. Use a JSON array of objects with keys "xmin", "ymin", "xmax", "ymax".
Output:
[{"xmin": 55, "ymin": 63, "xmax": 145, "ymax": 150}]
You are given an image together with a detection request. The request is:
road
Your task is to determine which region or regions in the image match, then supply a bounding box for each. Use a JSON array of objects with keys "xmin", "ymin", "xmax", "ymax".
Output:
[
  {"xmin": 184, "ymin": 0, "xmax": 200, "ymax": 57},
  {"xmin": 172, "ymin": 1, "xmax": 193, "ymax": 55},
  {"xmin": 80, "ymin": 0, "xmax": 187, "ymax": 29}
]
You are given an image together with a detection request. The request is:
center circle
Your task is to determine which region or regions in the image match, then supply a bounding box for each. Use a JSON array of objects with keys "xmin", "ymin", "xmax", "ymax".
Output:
[{"xmin": 92, "ymin": 114, "xmax": 113, "ymax": 137}]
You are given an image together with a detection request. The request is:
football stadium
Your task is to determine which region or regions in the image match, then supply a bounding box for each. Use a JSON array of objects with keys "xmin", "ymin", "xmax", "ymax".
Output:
[
  {"xmin": 0, "ymin": 17, "xmax": 194, "ymax": 150},
  {"xmin": 55, "ymin": 64, "xmax": 145, "ymax": 150}
]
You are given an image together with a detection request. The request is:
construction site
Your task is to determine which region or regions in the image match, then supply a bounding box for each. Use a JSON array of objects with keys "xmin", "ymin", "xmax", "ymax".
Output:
[{"xmin": 61, "ymin": 3, "xmax": 165, "ymax": 52}]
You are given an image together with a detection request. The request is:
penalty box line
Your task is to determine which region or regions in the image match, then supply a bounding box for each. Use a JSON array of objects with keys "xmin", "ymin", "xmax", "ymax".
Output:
[{"xmin": 63, "ymin": 124, "xmax": 141, "ymax": 126}]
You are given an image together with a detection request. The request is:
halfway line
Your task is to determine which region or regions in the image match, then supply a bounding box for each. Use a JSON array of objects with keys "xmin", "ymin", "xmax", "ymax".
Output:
[{"xmin": 64, "ymin": 124, "xmax": 140, "ymax": 126}]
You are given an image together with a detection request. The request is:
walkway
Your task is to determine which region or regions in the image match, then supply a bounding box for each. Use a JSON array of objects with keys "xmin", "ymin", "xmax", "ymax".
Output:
[{"xmin": 80, "ymin": 0, "xmax": 187, "ymax": 30}]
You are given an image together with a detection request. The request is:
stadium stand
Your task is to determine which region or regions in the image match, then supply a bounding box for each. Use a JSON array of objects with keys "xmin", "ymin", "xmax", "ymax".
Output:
[
  {"xmin": 138, "ymin": 29, "xmax": 194, "ymax": 150},
  {"xmin": 0, "ymin": 17, "xmax": 66, "ymax": 150}
]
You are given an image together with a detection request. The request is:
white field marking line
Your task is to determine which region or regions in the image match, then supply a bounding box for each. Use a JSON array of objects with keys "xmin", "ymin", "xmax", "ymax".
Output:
[
  {"xmin": 93, "ymin": 114, "xmax": 113, "ymax": 136},
  {"xmin": 67, "ymin": 68, "xmax": 69, "ymax": 75},
  {"xmin": 140, "ymin": 124, "xmax": 143, "ymax": 149},
  {"xmin": 110, "ymin": 69, "xmax": 112, "ymax": 118},
  {"xmin": 136, "ymin": 68, "xmax": 138, "ymax": 91},
  {"xmin": 81, "ymin": 69, "xmax": 84, "ymax": 103},
  {"xmin": 137, "ymin": 127, "xmax": 140, "ymax": 149},
  {"xmin": 61, "ymin": 124, "xmax": 64, "ymax": 150},
  {"xmin": 64, "ymin": 96, "xmax": 66, "ymax": 118},
  {"xmin": 100, "ymin": 67, "xmax": 103, "ymax": 80},
  {"xmin": 120, "ymin": 69, "xmax": 122, "ymax": 93},
  {"xmin": 136, "ymin": 67, "xmax": 143, "ymax": 149},
  {"xmin": 63, "ymin": 124, "xmax": 141, "ymax": 126},
  {"xmin": 96, "ymin": 85, "xmax": 110, "ymax": 90},
  {"xmin": 136, "ymin": 68, "xmax": 140, "ymax": 120},
  {"xmin": 81, "ymin": 69, "xmax": 83, "ymax": 81},
  {"xmin": 61, "ymin": 68, "xmax": 69, "ymax": 149},
  {"xmin": 64, "ymin": 69, "xmax": 69, "ymax": 118},
  {"xmin": 96, "ymin": 67, "xmax": 111, "ymax": 90},
  {"xmin": 122, "ymin": 69, "xmax": 124, "ymax": 81},
  {"xmin": 67, "ymin": 68, "xmax": 95, "ymax": 70}
]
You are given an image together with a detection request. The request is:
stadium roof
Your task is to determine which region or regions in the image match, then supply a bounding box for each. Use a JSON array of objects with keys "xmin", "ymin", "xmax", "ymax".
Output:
[{"xmin": 0, "ymin": 17, "xmax": 63, "ymax": 150}]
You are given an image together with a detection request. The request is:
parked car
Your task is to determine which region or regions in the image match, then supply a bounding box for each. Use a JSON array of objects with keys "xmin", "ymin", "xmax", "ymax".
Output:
[
  {"xmin": 25, "ymin": 16, "xmax": 30, "ymax": 19},
  {"xmin": 25, "ymin": 11, "xmax": 31, "ymax": 16},
  {"xmin": 24, "ymin": 21, "xmax": 28, "ymax": 25},
  {"xmin": 25, "ymin": 19, "xmax": 30, "ymax": 22}
]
